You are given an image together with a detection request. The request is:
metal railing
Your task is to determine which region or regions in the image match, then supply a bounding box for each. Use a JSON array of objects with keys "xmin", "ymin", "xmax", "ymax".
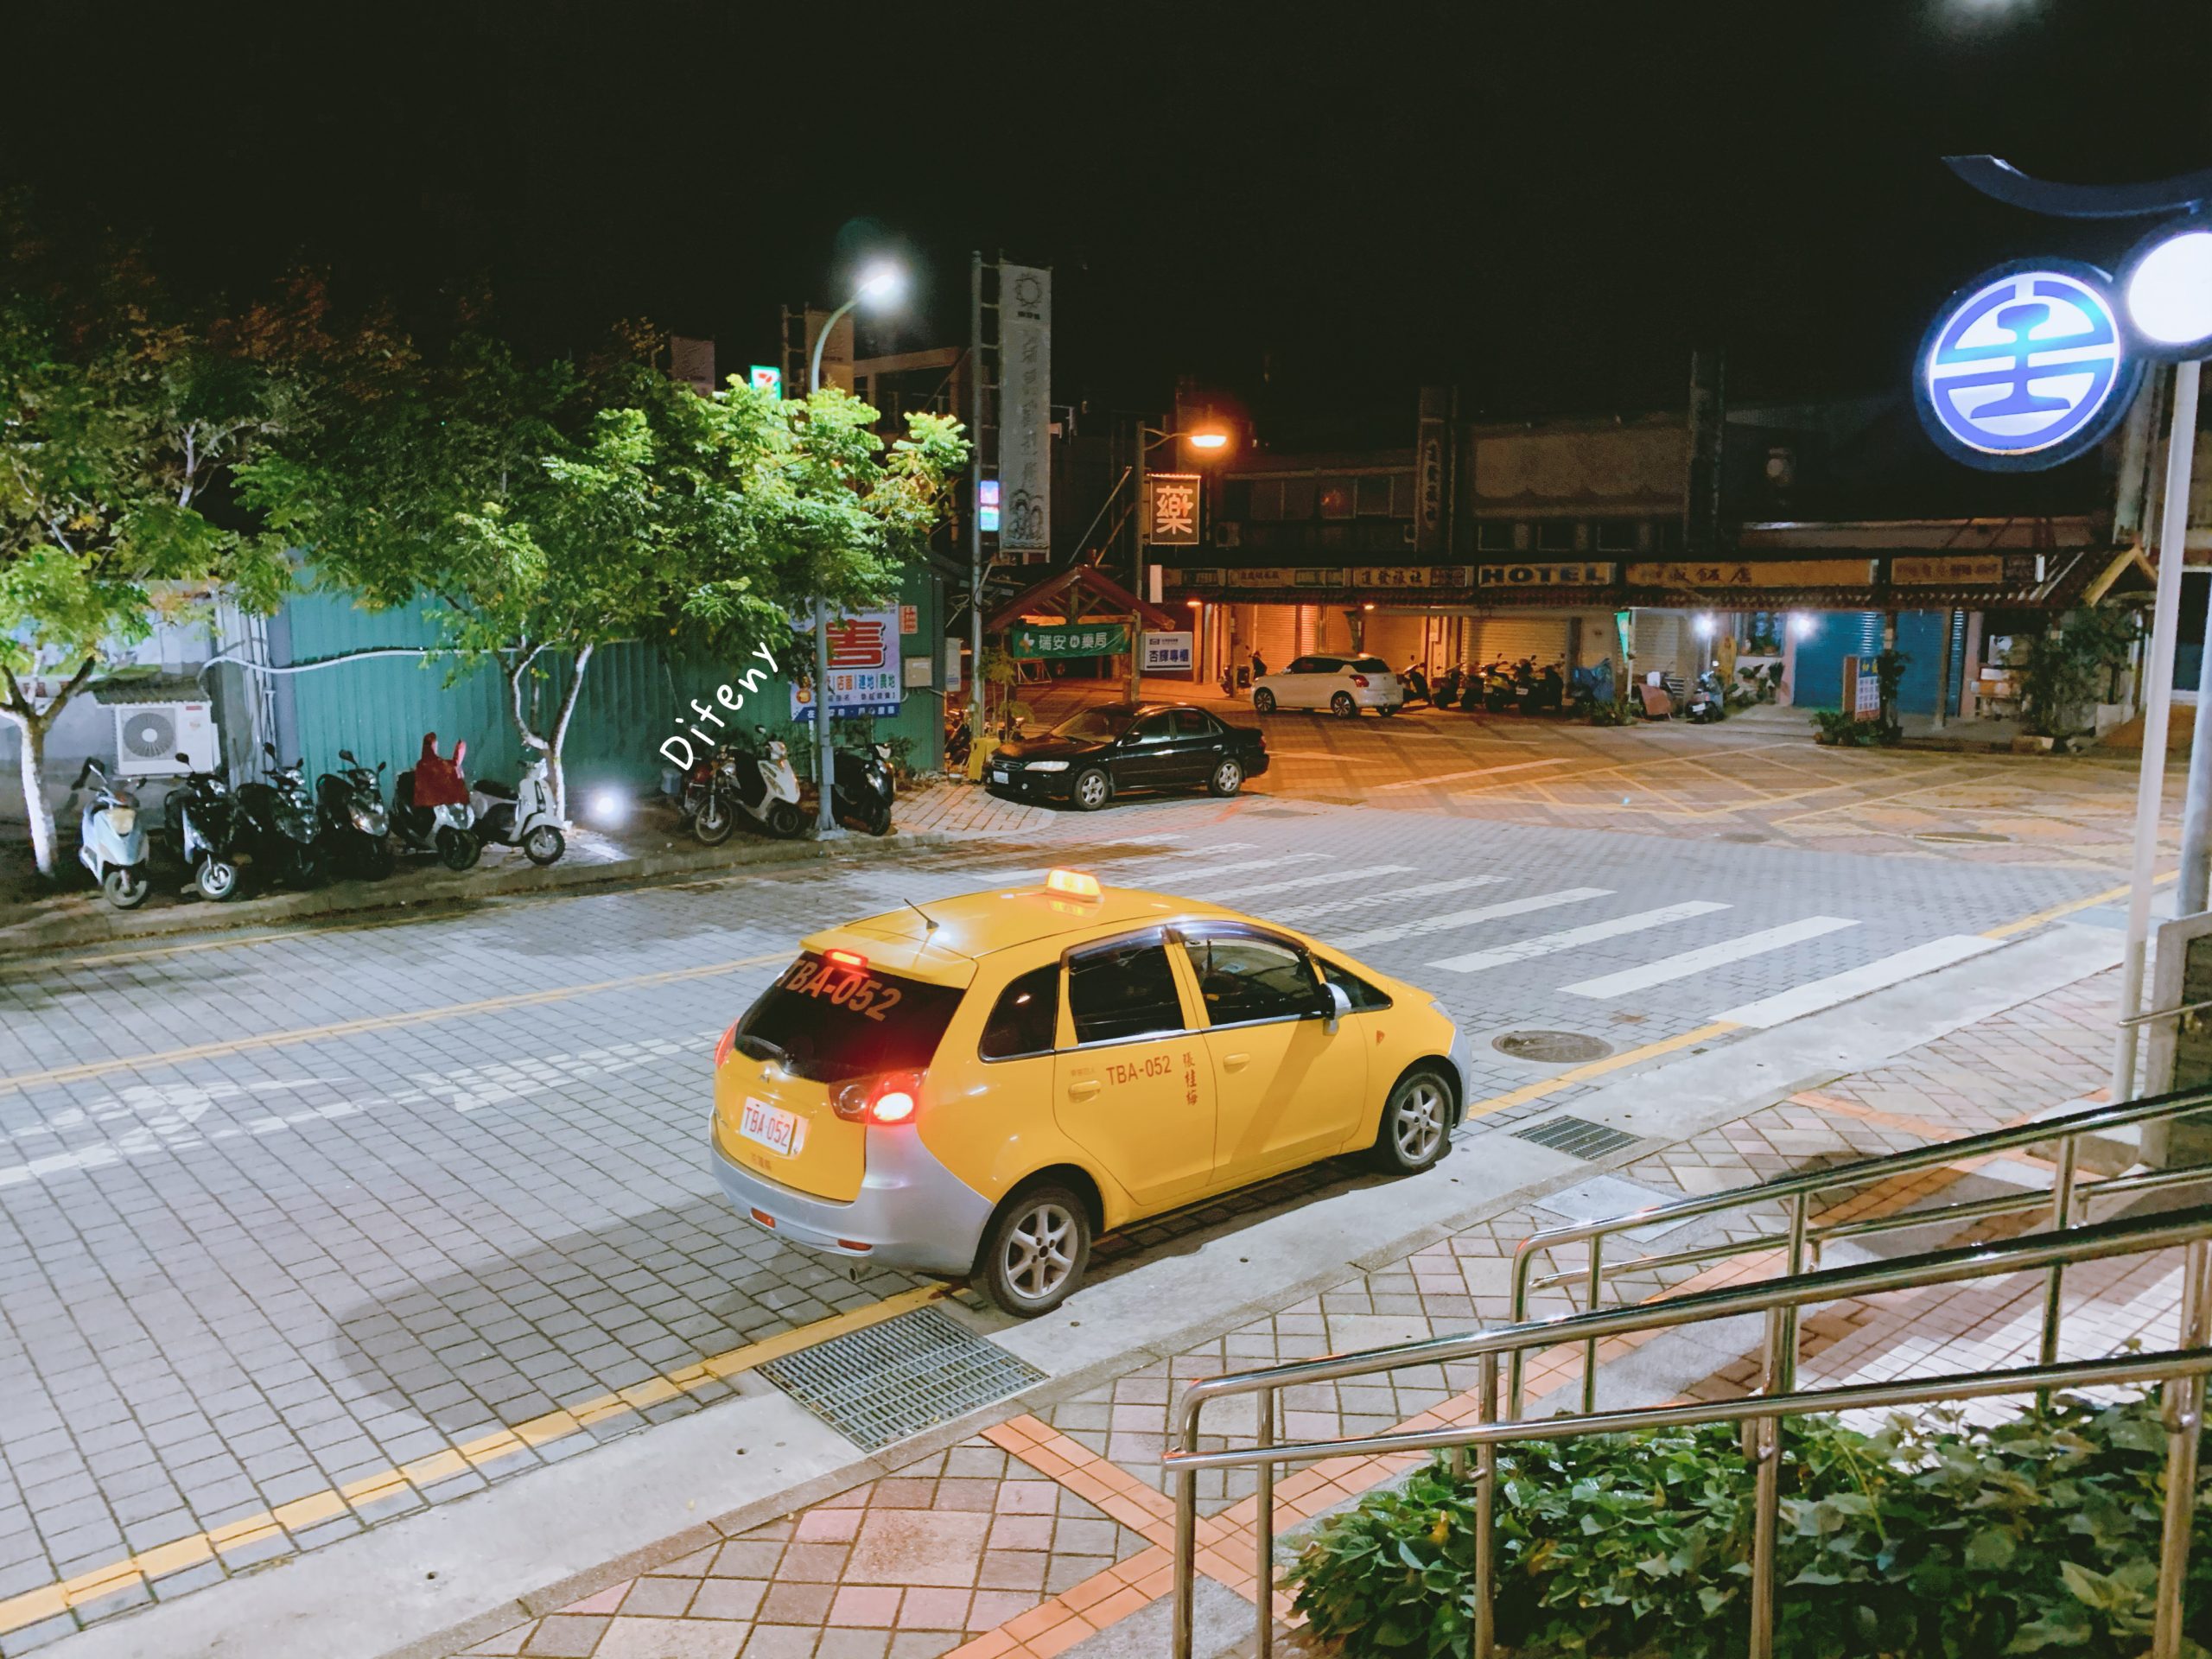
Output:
[
  {"xmin": 1508, "ymin": 1081, "xmax": 2212, "ymax": 1417},
  {"xmin": 1166, "ymin": 1204, "xmax": 2212, "ymax": 1659}
]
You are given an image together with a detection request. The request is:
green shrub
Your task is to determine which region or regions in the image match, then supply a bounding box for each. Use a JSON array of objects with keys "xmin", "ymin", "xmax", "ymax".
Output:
[{"xmin": 1284, "ymin": 1391, "xmax": 2212, "ymax": 1658}]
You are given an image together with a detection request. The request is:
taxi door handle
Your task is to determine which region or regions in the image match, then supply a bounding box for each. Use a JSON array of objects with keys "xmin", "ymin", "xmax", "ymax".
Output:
[
  {"xmin": 1221, "ymin": 1052, "xmax": 1252, "ymax": 1071},
  {"xmin": 1068, "ymin": 1079, "xmax": 1103, "ymax": 1100}
]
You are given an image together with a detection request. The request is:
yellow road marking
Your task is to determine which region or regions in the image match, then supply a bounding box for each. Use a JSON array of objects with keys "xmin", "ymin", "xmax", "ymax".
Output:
[
  {"xmin": 0, "ymin": 1282, "xmax": 949, "ymax": 1637},
  {"xmin": 1465, "ymin": 1020, "xmax": 1741, "ymax": 1120},
  {"xmin": 0, "ymin": 951, "xmax": 790, "ymax": 1093},
  {"xmin": 1982, "ymin": 872, "xmax": 2176, "ymax": 939}
]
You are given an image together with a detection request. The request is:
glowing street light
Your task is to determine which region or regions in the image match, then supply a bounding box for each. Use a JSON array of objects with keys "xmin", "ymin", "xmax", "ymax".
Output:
[
  {"xmin": 2122, "ymin": 223, "xmax": 2212, "ymax": 358},
  {"xmin": 1185, "ymin": 428, "xmax": 1231, "ymax": 451}
]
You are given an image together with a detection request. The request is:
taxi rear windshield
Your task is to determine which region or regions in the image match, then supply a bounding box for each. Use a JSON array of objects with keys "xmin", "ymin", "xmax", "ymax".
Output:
[{"xmin": 734, "ymin": 953, "xmax": 963, "ymax": 1083}]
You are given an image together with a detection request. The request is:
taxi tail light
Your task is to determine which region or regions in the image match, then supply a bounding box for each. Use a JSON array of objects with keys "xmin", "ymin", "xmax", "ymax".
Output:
[
  {"xmin": 833, "ymin": 1069, "xmax": 925, "ymax": 1125},
  {"xmin": 715, "ymin": 1024, "xmax": 738, "ymax": 1068},
  {"xmin": 1351, "ymin": 674, "xmax": 1371, "ymax": 688}
]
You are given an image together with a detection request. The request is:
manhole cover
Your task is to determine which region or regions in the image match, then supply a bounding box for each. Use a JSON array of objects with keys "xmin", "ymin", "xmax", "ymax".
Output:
[
  {"xmin": 1513, "ymin": 1116, "xmax": 1641, "ymax": 1160},
  {"xmin": 1492, "ymin": 1029, "xmax": 1614, "ymax": 1064},
  {"xmin": 1914, "ymin": 831, "xmax": 2012, "ymax": 844},
  {"xmin": 760, "ymin": 1304, "xmax": 1044, "ymax": 1451}
]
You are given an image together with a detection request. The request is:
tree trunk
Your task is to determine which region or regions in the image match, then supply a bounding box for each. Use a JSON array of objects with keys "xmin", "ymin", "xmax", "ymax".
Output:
[
  {"xmin": 10, "ymin": 711, "xmax": 55, "ymax": 876},
  {"xmin": 548, "ymin": 644, "xmax": 594, "ymax": 823}
]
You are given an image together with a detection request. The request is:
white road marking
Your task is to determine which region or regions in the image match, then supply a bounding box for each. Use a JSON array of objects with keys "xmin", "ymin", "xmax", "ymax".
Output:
[
  {"xmin": 1332, "ymin": 887, "xmax": 1611, "ymax": 950},
  {"xmin": 1374, "ymin": 756, "xmax": 1567, "ymax": 790},
  {"xmin": 953, "ymin": 842, "xmax": 1265, "ymax": 887},
  {"xmin": 1715, "ymin": 936, "xmax": 2003, "ymax": 1028},
  {"xmin": 1268, "ymin": 874, "xmax": 1508, "ymax": 924},
  {"xmin": 1560, "ymin": 916, "xmax": 1859, "ymax": 999},
  {"xmin": 1427, "ymin": 900, "xmax": 1730, "ymax": 974},
  {"xmin": 1206, "ymin": 865, "xmax": 1417, "ymax": 902}
]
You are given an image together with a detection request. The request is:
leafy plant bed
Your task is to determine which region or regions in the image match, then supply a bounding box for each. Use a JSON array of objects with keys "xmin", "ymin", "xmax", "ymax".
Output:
[{"xmin": 1285, "ymin": 1391, "xmax": 2212, "ymax": 1658}]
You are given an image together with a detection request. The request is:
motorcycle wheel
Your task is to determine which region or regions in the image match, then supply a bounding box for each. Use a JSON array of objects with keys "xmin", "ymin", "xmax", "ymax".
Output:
[
  {"xmin": 194, "ymin": 857, "xmax": 241, "ymax": 903},
  {"xmin": 289, "ymin": 845, "xmax": 325, "ymax": 888},
  {"xmin": 766, "ymin": 801, "xmax": 805, "ymax": 839},
  {"xmin": 360, "ymin": 839, "xmax": 396, "ymax": 881},
  {"xmin": 523, "ymin": 824, "xmax": 566, "ymax": 866},
  {"xmin": 864, "ymin": 799, "xmax": 892, "ymax": 836},
  {"xmin": 694, "ymin": 795, "xmax": 735, "ymax": 846},
  {"xmin": 103, "ymin": 866, "xmax": 151, "ymax": 909},
  {"xmin": 435, "ymin": 826, "xmax": 481, "ymax": 871}
]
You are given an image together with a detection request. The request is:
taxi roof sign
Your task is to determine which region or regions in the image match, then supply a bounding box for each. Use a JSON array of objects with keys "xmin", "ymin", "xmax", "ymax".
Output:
[{"xmin": 1046, "ymin": 868, "xmax": 1102, "ymax": 899}]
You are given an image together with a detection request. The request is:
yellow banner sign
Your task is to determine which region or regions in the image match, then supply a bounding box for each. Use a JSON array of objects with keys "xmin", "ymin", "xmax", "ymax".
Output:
[
  {"xmin": 1629, "ymin": 559, "xmax": 1872, "ymax": 590},
  {"xmin": 1891, "ymin": 555, "xmax": 2002, "ymax": 584}
]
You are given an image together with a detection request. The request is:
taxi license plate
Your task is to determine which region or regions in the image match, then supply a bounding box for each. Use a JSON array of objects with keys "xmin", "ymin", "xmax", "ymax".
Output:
[
  {"xmin": 990, "ymin": 769, "xmax": 1010, "ymax": 785},
  {"xmin": 738, "ymin": 1097, "xmax": 804, "ymax": 1158}
]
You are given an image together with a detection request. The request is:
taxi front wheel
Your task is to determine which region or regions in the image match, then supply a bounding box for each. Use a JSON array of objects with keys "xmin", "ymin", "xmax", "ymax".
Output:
[
  {"xmin": 1371, "ymin": 1069, "xmax": 1452, "ymax": 1174},
  {"xmin": 976, "ymin": 1185, "xmax": 1092, "ymax": 1316}
]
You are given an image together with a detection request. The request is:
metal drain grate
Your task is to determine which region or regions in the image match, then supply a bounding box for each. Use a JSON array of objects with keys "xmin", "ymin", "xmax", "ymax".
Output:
[
  {"xmin": 760, "ymin": 1304, "xmax": 1045, "ymax": 1451},
  {"xmin": 1513, "ymin": 1115, "xmax": 1640, "ymax": 1160}
]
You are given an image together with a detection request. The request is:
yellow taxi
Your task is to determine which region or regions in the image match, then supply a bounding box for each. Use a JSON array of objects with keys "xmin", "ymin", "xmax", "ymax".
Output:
[{"xmin": 709, "ymin": 869, "xmax": 1468, "ymax": 1315}]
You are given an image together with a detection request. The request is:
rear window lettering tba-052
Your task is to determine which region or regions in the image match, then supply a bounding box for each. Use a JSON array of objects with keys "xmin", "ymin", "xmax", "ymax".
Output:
[{"xmin": 736, "ymin": 953, "xmax": 963, "ymax": 1083}]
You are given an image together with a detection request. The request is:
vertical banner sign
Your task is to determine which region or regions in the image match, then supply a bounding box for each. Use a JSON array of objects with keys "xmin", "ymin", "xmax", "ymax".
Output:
[
  {"xmin": 1414, "ymin": 397, "xmax": 1449, "ymax": 556},
  {"xmin": 791, "ymin": 607, "xmax": 904, "ymax": 721},
  {"xmin": 1145, "ymin": 474, "xmax": 1202, "ymax": 545},
  {"xmin": 999, "ymin": 264, "xmax": 1052, "ymax": 558}
]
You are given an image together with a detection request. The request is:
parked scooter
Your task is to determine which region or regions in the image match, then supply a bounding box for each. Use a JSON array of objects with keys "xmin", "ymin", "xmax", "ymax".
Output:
[
  {"xmin": 1433, "ymin": 664, "xmax": 1465, "ymax": 710},
  {"xmin": 1477, "ymin": 659, "xmax": 1516, "ymax": 713},
  {"xmin": 469, "ymin": 751, "xmax": 567, "ymax": 865},
  {"xmin": 168, "ymin": 756, "xmax": 244, "ymax": 901},
  {"xmin": 1399, "ymin": 663, "xmax": 1431, "ymax": 707},
  {"xmin": 695, "ymin": 728, "xmax": 803, "ymax": 842},
  {"xmin": 316, "ymin": 749, "xmax": 394, "ymax": 880},
  {"xmin": 831, "ymin": 741, "xmax": 895, "ymax": 836},
  {"xmin": 1568, "ymin": 660, "xmax": 1617, "ymax": 717},
  {"xmin": 391, "ymin": 734, "xmax": 479, "ymax": 871},
  {"xmin": 1685, "ymin": 666, "xmax": 1727, "ymax": 724},
  {"xmin": 74, "ymin": 760, "xmax": 150, "ymax": 908},
  {"xmin": 237, "ymin": 743, "xmax": 323, "ymax": 888},
  {"xmin": 944, "ymin": 706, "xmax": 974, "ymax": 772}
]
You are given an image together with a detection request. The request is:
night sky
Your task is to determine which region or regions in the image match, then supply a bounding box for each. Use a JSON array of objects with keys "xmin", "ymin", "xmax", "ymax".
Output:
[{"xmin": 10, "ymin": 2, "xmax": 2212, "ymax": 447}]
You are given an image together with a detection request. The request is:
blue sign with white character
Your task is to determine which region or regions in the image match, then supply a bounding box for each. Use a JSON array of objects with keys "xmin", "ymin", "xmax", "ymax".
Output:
[{"xmin": 1916, "ymin": 259, "xmax": 2141, "ymax": 472}]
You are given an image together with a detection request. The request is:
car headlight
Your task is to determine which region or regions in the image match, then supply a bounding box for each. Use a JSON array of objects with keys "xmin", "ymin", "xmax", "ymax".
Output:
[{"xmin": 1026, "ymin": 760, "xmax": 1069, "ymax": 772}]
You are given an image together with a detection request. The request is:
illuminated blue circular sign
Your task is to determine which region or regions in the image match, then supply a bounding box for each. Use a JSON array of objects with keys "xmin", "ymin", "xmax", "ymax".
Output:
[{"xmin": 1916, "ymin": 259, "xmax": 2141, "ymax": 472}]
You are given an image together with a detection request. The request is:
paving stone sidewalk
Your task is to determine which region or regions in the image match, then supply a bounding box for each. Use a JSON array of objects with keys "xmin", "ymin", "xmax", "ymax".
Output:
[{"xmin": 443, "ymin": 964, "xmax": 2158, "ymax": 1659}]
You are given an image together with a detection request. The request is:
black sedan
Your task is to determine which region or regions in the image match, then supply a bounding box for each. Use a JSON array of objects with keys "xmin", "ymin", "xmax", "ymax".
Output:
[{"xmin": 985, "ymin": 702, "xmax": 1268, "ymax": 810}]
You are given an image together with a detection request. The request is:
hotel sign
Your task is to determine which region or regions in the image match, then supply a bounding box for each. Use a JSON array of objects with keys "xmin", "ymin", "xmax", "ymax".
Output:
[{"xmin": 1477, "ymin": 562, "xmax": 1614, "ymax": 588}]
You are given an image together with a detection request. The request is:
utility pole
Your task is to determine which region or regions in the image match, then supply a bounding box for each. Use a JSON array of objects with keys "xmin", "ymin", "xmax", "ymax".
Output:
[
  {"xmin": 969, "ymin": 252, "xmax": 987, "ymax": 747},
  {"xmin": 1130, "ymin": 414, "xmax": 1147, "ymax": 702}
]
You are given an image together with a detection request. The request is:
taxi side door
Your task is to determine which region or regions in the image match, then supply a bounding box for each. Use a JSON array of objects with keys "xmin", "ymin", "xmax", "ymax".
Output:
[
  {"xmin": 1051, "ymin": 929, "xmax": 1216, "ymax": 1212},
  {"xmin": 1179, "ymin": 924, "xmax": 1370, "ymax": 1185}
]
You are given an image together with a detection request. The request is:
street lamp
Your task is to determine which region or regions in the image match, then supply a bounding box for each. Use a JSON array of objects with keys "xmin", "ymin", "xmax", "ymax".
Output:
[
  {"xmin": 1132, "ymin": 421, "xmax": 1235, "ymax": 697},
  {"xmin": 806, "ymin": 261, "xmax": 906, "ymax": 835}
]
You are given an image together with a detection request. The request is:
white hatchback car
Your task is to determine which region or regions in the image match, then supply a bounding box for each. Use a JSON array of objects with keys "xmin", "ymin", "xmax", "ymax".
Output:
[{"xmin": 1251, "ymin": 654, "xmax": 1405, "ymax": 718}]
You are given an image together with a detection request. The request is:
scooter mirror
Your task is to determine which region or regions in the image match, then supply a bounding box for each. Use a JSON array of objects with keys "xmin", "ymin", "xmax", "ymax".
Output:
[
  {"xmin": 175, "ymin": 752, "xmax": 192, "ymax": 766},
  {"xmin": 339, "ymin": 749, "xmax": 355, "ymax": 763},
  {"xmin": 378, "ymin": 760, "xmax": 387, "ymax": 772},
  {"xmin": 264, "ymin": 741, "xmax": 277, "ymax": 760}
]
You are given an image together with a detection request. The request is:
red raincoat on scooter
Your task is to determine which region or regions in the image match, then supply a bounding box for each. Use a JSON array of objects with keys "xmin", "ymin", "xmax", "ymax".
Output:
[{"xmin": 412, "ymin": 734, "xmax": 470, "ymax": 808}]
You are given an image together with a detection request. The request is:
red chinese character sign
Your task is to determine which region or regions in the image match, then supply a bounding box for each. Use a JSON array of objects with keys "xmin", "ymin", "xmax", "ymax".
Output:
[
  {"xmin": 1145, "ymin": 474, "xmax": 1202, "ymax": 546},
  {"xmin": 790, "ymin": 607, "xmax": 904, "ymax": 721}
]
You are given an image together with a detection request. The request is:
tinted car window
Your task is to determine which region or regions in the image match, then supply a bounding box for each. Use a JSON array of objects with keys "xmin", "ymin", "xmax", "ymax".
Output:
[
  {"xmin": 980, "ymin": 964, "xmax": 1059, "ymax": 1060},
  {"xmin": 1051, "ymin": 708, "xmax": 1134, "ymax": 742},
  {"xmin": 1351, "ymin": 657, "xmax": 1391, "ymax": 673},
  {"xmin": 1172, "ymin": 710, "xmax": 1217, "ymax": 738},
  {"xmin": 1319, "ymin": 957, "xmax": 1393, "ymax": 1012},
  {"xmin": 736, "ymin": 953, "xmax": 964, "ymax": 1082},
  {"xmin": 1067, "ymin": 937, "xmax": 1186, "ymax": 1045},
  {"xmin": 1186, "ymin": 932, "xmax": 1321, "ymax": 1025},
  {"xmin": 1286, "ymin": 657, "xmax": 1319, "ymax": 675},
  {"xmin": 1129, "ymin": 712, "xmax": 1176, "ymax": 745}
]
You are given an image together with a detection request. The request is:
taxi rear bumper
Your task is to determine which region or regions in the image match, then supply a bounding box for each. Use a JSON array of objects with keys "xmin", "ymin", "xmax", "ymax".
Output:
[{"xmin": 710, "ymin": 1119, "xmax": 995, "ymax": 1277}]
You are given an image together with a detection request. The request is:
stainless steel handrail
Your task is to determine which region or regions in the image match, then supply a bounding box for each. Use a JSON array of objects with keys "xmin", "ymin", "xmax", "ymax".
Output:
[
  {"xmin": 1508, "ymin": 1079, "xmax": 2212, "ymax": 1415},
  {"xmin": 1166, "ymin": 1203, "xmax": 2212, "ymax": 1659}
]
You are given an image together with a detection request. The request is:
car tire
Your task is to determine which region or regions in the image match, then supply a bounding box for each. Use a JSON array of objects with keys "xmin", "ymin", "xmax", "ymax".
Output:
[
  {"xmin": 1370, "ymin": 1067, "xmax": 1453, "ymax": 1175},
  {"xmin": 694, "ymin": 795, "xmax": 735, "ymax": 846},
  {"xmin": 1070, "ymin": 766, "xmax": 1111, "ymax": 811},
  {"xmin": 1207, "ymin": 757, "xmax": 1244, "ymax": 797},
  {"xmin": 976, "ymin": 1184, "xmax": 1091, "ymax": 1317},
  {"xmin": 1252, "ymin": 688, "xmax": 1276, "ymax": 715},
  {"xmin": 194, "ymin": 857, "xmax": 241, "ymax": 902},
  {"xmin": 1332, "ymin": 691, "xmax": 1357, "ymax": 719}
]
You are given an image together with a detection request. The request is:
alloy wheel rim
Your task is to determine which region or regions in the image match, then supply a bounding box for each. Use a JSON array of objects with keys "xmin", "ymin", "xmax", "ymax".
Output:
[
  {"xmin": 1216, "ymin": 761, "xmax": 1239, "ymax": 791},
  {"xmin": 1077, "ymin": 773, "xmax": 1106, "ymax": 806},
  {"xmin": 1394, "ymin": 1082, "xmax": 1445, "ymax": 1160},
  {"xmin": 1005, "ymin": 1202, "xmax": 1077, "ymax": 1300}
]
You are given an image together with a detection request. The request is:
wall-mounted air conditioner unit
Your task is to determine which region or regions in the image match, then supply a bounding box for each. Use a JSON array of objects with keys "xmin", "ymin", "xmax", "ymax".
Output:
[{"xmin": 113, "ymin": 702, "xmax": 218, "ymax": 778}]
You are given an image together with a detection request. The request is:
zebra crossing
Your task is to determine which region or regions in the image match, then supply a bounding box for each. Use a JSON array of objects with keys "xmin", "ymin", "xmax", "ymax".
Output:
[{"xmin": 908, "ymin": 831, "xmax": 2012, "ymax": 1037}]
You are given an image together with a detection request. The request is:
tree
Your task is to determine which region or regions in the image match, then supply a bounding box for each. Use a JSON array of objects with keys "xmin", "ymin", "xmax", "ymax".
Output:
[
  {"xmin": 242, "ymin": 334, "xmax": 967, "ymax": 818},
  {"xmin": 0, "ymin": 219, "xmax": 297, "ymax": 874}
]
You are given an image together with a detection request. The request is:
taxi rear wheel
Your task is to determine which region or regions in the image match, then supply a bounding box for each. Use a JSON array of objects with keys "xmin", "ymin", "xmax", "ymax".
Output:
[
  {"xmin": 1371, "ymin": 1068, "xmax": 1452, "ymax": 1174},
  {"xmin": 976, "ymin": 1185, "xmax": 1091, "ymax": 1316}
]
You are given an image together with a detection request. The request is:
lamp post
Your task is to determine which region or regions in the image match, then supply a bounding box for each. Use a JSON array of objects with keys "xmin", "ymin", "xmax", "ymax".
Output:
[
  {"xmin": 1131, "ymin": 421, "xmax": 1230, "ymax": 699},
  {"xmin": 805, "ymin": 262, "xmax": 905, "ymax": 836}
]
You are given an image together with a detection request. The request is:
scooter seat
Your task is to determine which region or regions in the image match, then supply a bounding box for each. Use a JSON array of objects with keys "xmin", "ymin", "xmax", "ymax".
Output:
[{"xmin": 474, "ymin": 779, "xmax": 516, "ymax": 802}]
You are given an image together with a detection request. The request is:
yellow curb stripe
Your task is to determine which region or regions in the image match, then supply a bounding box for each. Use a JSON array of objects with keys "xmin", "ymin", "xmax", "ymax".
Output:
[
  {"xmin": 0, "ymin": 1281, "xmax": 948, "ymax": 1638},
  {"xmin": 0, "ymin": 951, "xmax": 789, "ymax": 1092},
  {"xmin": 1982, "ymin": 871, "xmax": 2175, "ymax": 939},
  {"xmin": 1465, "ymin": 1020, "xmax": 1741, "ymax": 1119}
]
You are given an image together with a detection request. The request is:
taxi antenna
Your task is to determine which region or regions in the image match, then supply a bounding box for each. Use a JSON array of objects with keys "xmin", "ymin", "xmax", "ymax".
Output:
[{"xmin": 905, "ymin": 899, "xmax": 941, "ymax": 938}]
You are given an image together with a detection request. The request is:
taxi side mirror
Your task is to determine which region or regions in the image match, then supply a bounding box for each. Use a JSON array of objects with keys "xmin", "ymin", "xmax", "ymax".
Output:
[{"xmin": 1319, "ymin": 980, "xmax": 1351, "ymax": 1036}]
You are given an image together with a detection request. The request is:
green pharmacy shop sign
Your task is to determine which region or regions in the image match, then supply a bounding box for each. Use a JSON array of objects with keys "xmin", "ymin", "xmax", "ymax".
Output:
[{"xmin": 1011, "ymin": 622, "xmax": 1131, "ymax": 659}]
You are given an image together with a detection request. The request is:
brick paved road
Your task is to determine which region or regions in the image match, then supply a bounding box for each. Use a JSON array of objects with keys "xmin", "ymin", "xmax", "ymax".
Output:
[{"xmin": 0, "ymin": 709, "xmax": 2150, "ymax": 1649}]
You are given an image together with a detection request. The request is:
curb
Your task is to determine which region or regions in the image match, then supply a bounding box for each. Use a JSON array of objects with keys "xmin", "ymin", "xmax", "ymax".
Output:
[{"xmin": 0, "ymin": 830, "xmax": 962, "ymax": 961}]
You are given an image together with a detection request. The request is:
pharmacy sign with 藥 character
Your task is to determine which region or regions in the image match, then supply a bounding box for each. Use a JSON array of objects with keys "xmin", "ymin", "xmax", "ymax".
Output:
[{"xmin": 1915, "ymin": 258, "xmax": 2142, "ymax": 471}]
